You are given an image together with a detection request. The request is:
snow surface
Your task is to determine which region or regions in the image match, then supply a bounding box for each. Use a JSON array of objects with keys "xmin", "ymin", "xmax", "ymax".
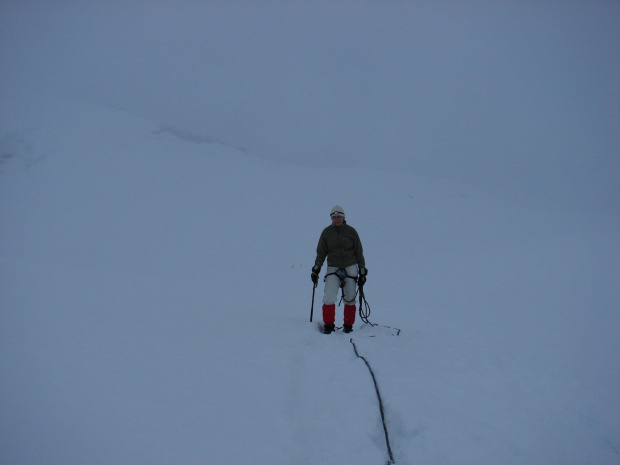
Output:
[{"xmin": 1, "ymin": 2, "xmax": 620, "ymax": 465}]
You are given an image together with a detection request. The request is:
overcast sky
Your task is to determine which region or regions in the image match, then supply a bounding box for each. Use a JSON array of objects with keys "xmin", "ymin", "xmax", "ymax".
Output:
[{"xmin": 2, "ymin": 1, "xmax": 619, "ymax": 212}]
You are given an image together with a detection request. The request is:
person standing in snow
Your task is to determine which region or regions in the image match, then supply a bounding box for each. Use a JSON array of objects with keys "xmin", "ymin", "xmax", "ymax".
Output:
[{"xmin": 311, "ymin": 205, "xmax": 367, "ymax": 334}]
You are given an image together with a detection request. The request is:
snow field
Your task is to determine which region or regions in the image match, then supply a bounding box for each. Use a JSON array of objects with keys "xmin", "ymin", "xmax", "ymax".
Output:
[{"xmin": 1, "ymin": 81, "xmax": 619, "ymax": 465}]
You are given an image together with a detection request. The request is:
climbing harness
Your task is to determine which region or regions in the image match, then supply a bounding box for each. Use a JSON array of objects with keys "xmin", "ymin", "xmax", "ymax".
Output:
[
  {"xmin": 322, "ymin": 267, "xmax": 394, "ymax": 330},
  {"xmin": 324, "ymin": 267, "xmax": 359, "ymax": 306}
]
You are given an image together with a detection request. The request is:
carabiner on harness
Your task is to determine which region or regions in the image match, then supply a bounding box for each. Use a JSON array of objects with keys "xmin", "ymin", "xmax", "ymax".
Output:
[{"xmin": 335, "ymin": 268, "xmax": 349, "ymax": 288}]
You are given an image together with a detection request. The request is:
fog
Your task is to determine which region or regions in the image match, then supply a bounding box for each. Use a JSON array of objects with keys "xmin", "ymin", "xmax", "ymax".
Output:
[
  {"xmin": 2, "ymin": 3, "xmax": 620, "ymax": 464},
  {"xmin": 2, "ymin": 1, "xmax": 619, "ymax": 213}
]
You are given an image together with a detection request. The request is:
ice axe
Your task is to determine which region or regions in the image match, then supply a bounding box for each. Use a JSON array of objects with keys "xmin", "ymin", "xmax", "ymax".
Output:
[{"xmin": 310, "ymin": 282, "xmax": 317, "ymax": 322}]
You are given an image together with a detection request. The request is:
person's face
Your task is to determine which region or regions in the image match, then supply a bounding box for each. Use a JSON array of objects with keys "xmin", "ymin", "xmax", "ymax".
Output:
[{"xmin": 331, "ymin": 215, "xmax": 344, "ymax": 226}]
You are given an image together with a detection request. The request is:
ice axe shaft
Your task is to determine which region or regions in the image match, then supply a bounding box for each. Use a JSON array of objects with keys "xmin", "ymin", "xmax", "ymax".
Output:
[{"xmin": 310, "ymin": 283, "xmax": 317, "ymax": 322}]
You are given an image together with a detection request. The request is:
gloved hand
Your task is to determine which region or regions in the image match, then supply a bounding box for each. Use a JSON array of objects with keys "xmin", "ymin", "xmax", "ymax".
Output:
[
  {"xmin": 311, "ymin": 265, "xmax": 321, "ymax": 285},
  {"xmin": 358, "ymin": 266, "xmax": 367, "ymax": 286}
]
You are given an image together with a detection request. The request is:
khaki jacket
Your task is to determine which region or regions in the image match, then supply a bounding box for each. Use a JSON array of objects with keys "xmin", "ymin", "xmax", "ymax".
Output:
[{"xmin": 314, "ymin": 223, "xmax": 365, "ymax": 270}]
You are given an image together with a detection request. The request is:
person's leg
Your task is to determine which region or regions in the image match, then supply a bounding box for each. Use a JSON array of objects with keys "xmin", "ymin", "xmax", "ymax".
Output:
[
  {"xmin": 342, "ymin": 264, "xmax": 358, "ymax": 331},
  {"xmin": 322, "ymin": 267, "xmax": 340, "ymax": 331}
]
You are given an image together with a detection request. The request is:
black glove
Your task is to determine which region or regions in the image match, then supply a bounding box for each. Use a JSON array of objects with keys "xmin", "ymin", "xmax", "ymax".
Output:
[
  {"xmin": 358, "ymin": 267, "xmax": 367, "ymax": 286},
  {"xmin": 311, "ymin": 265, "xmax": 320, "ymax": 285}
]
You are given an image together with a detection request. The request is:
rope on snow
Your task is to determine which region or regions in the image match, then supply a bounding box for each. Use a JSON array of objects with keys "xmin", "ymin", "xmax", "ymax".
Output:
[
  {"xmin": 350, "ymin": 337, "xmax": 396, "ymax": 465},
  {"xmin": 332, "ymin": 277, "xmax": 400, "ymax": 463}
]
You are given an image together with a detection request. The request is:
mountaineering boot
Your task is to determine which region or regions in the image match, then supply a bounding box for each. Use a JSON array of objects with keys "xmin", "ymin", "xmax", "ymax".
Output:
[
  {"xmin": 324, "ymin": 323, "xmax": 336, "ymax": 334},
  {"xmin": 322, "ymin": 303, "xmax": 336, "ymax": 335},
  {"xmin": 343, "ymin": 304, "xmax": 356, "ymax": 331}
]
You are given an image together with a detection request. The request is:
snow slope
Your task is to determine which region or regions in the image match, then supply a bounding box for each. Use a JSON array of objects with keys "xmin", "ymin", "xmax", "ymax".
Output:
[{"xmin": 1, "ymin": 96, "xmax": 619, "ymax": 465}]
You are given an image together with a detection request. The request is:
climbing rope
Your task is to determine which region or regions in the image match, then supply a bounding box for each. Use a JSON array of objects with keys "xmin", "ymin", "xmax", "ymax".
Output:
[
  {"xmin": 352, "ymin": 280, "xmax": 399, "ymax": 464},
  {"xmin": 319, "ymin": 269, "xmax": 400, "ymax": 463},
  {"xmin": 358, "ymin": 282, "xmax": 372, "ymax": 325},
  {"xmin": 350, "ymin": 337, "xmax": 396, "ymax": 465}
]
